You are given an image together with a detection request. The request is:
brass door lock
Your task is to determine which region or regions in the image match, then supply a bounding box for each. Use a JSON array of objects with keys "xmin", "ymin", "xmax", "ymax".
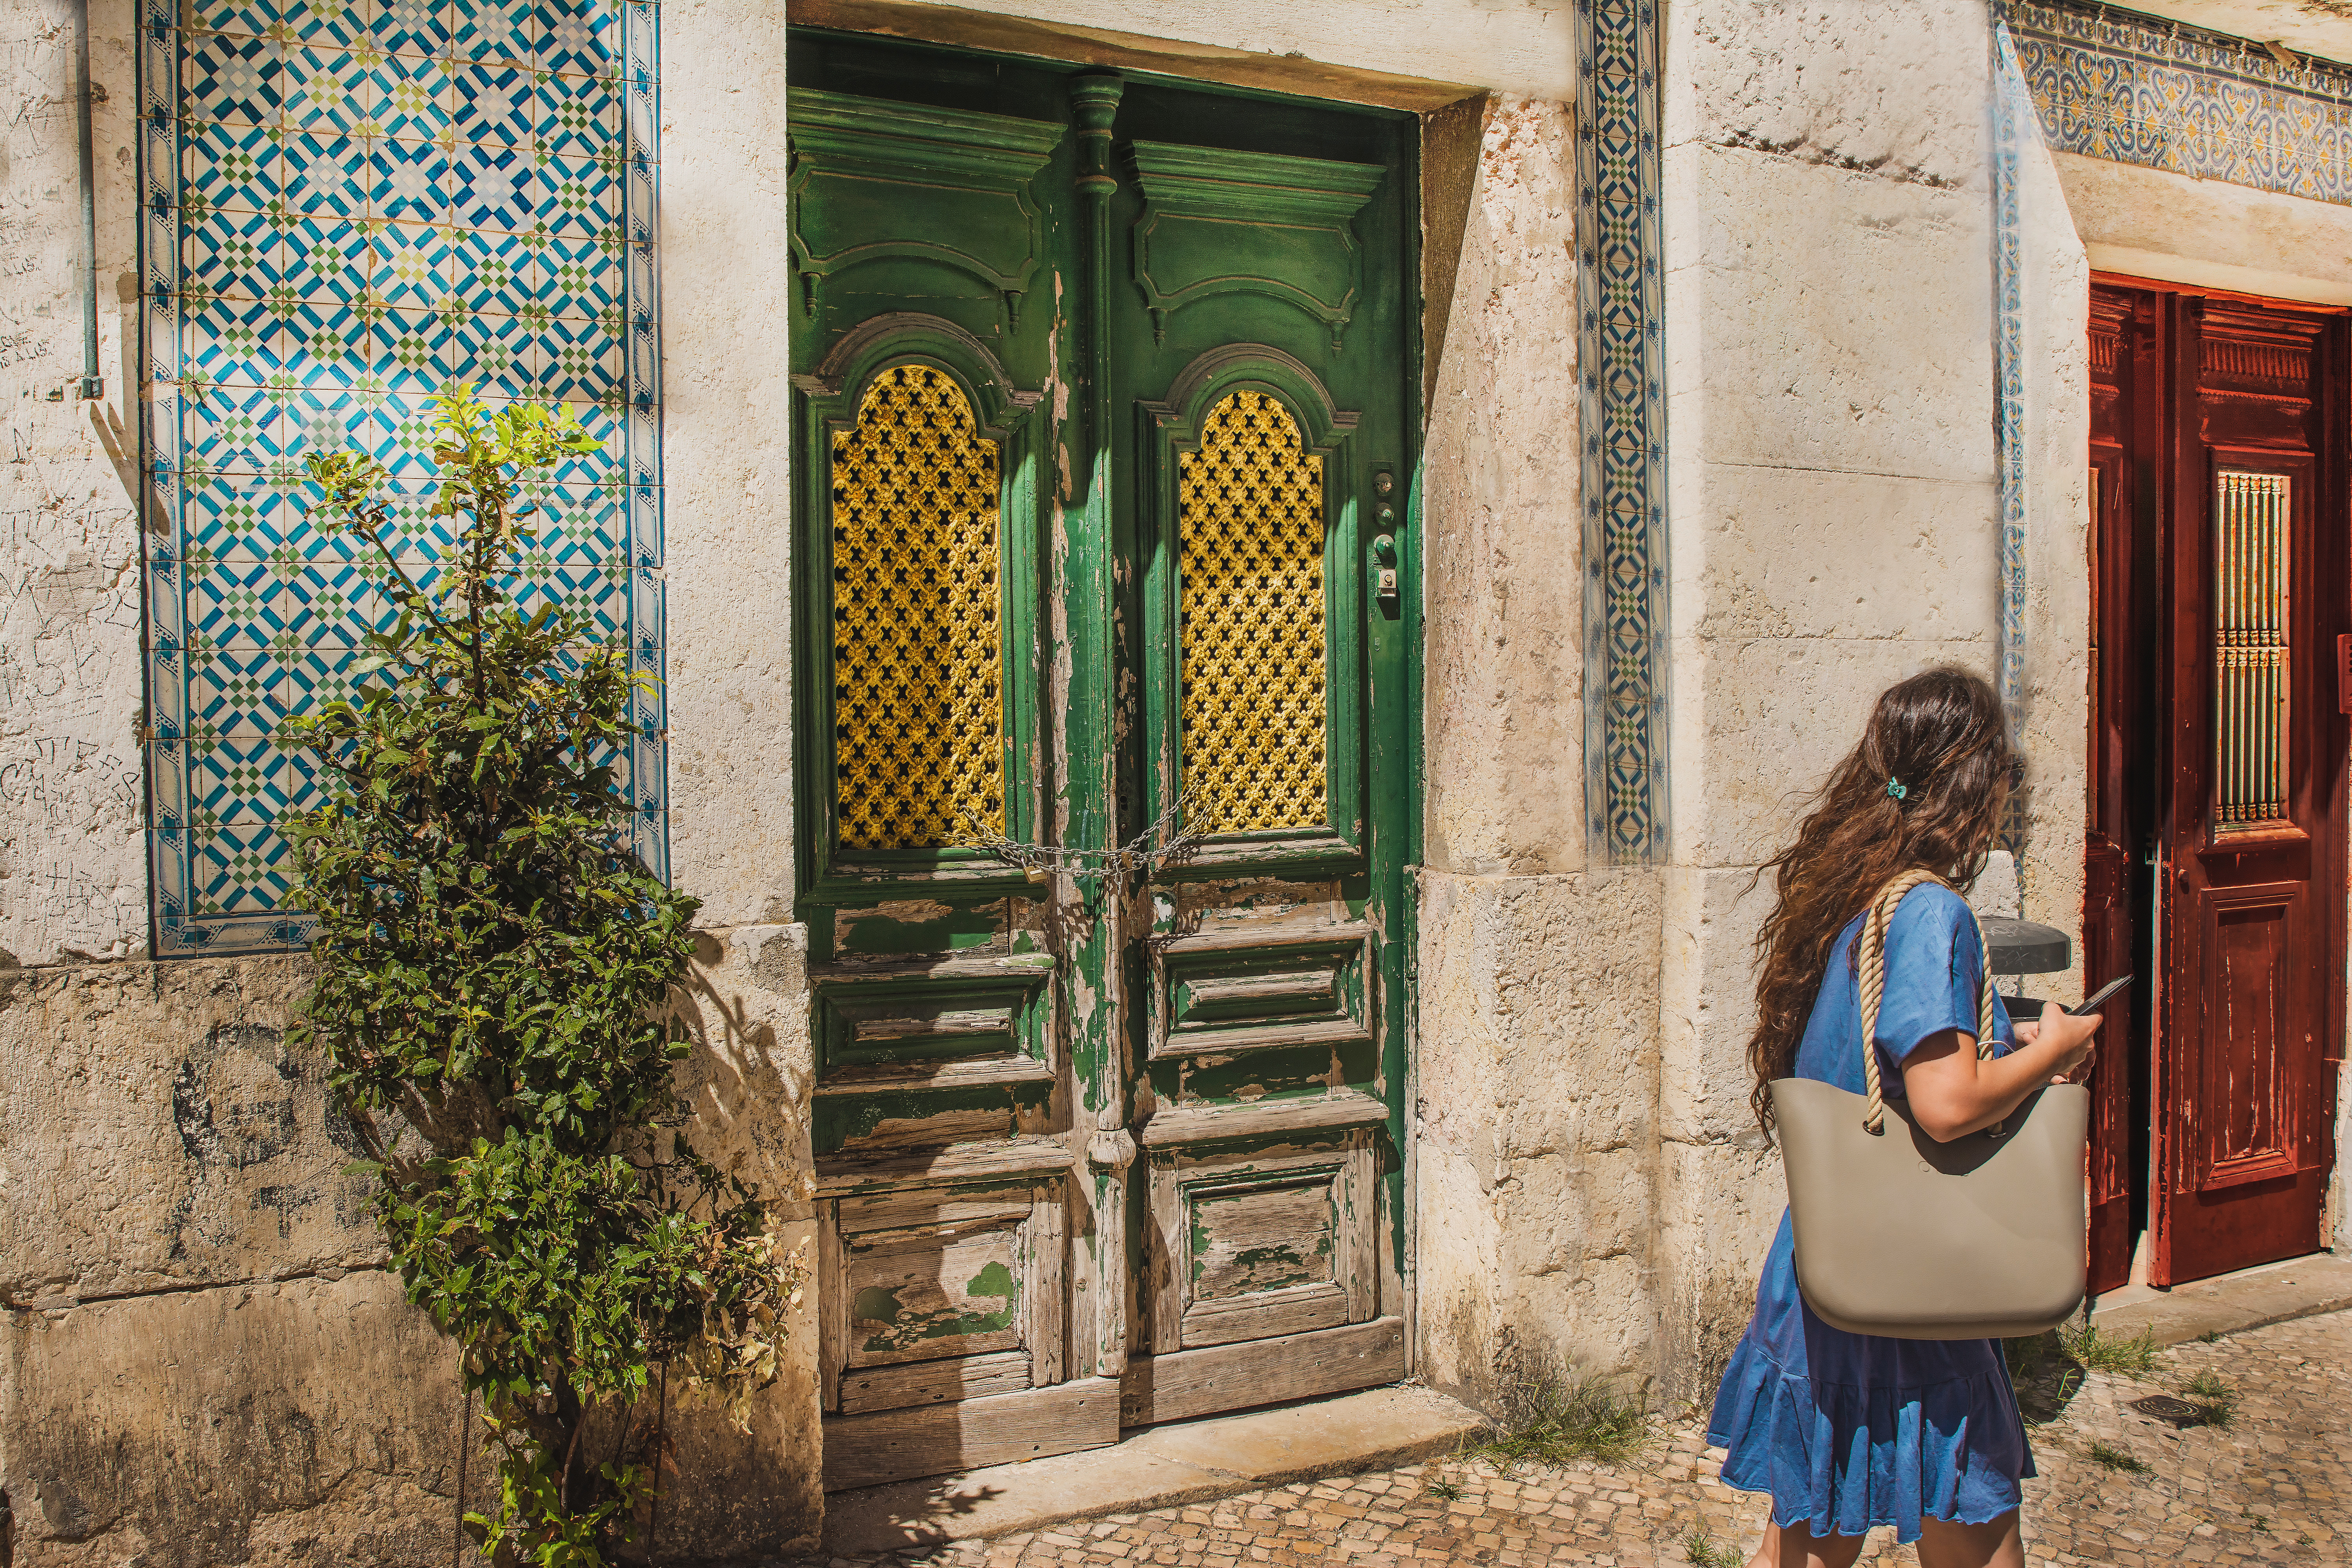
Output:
[{"xmin": 1372, "ymin": 531, "xmax": 1398, "ymax": 609}]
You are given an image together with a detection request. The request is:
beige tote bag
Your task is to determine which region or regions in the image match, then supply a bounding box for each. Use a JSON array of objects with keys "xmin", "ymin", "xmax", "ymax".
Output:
[{"xmin": 1769, "ymin": 869, "xmax": 2088, "ymax": 1340}]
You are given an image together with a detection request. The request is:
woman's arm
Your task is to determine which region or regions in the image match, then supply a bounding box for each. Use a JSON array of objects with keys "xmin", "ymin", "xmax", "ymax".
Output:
[{"xmin": 1899, "ymin": 1003, "xmax": 2101, "ymax": 1142}]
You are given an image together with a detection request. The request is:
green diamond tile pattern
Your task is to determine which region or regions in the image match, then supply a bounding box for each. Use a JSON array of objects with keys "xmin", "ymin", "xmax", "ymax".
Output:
[{"xmin": 140, "ymin": 0, "xmax": 666, "ymax": 956}]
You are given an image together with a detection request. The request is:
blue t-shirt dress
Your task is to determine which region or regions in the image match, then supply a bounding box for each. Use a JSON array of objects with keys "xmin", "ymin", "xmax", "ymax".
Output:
[{"xmin": 1706, "ymin": 883, "xmax": 2034, "ymax": 1543}]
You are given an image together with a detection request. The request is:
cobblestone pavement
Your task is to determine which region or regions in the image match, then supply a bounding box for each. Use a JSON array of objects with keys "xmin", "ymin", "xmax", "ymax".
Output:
[{"xmin": 795, "ymin": 1308, "xmax": 2348, "ymax": 1567}]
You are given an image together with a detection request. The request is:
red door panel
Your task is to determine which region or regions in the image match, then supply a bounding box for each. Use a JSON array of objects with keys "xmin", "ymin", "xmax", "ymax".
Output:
[{"xmin": 2149, "ymin": 294, "xmax": 2345, "ymax": 1287}]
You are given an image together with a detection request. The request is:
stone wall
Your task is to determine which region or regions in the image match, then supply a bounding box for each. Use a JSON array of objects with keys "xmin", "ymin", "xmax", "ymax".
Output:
[
  {"xmin": 0, "ymin": 933, "xmax": 822, "ymax": 1564},
  {"xmin": 1410, "ymin": 91, "xmax": 1676, "ymax": 1402},
  {"xmin": 0, "ymin": 0, "xmax": 826, "ymax": 1559},
  {"xmin": 1650, "ymin": 0, "xmax": 2009, "ymax": 1404}
]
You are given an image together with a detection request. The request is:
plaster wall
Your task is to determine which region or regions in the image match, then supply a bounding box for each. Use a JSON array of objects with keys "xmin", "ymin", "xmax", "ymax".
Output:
[
  {"xmin": 0, "ymin": 0, "xmax": 146, "ymax": 968},
  {"xmin": 1652, "ymin": 0, "xmax": 2009, "ymax": 1399},
  {"xmin": 1409, "ymin": 93, "xmax": 1677, "ymax": 1403},
  {"xmin": 2010, "ymin": 87, "xmax": 2091, "ymax": 1009},
  {"xmin": 787, "ymin": 0, "xmax": 1573, "ymax": 107},
  {"xmin": 2118, "ymin": 1, "xmax": 2352, "ymax": 69},
  {"xmin": 2053, "ymin": 148, "xmax": 2352, "ymax": 306},
  {"xmin": 0, "ymin": 933, "xmax": 822, "ymax": 1564}
]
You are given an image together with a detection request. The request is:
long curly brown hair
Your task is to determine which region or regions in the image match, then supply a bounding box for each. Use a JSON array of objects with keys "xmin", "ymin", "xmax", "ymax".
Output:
[{"xmin": 1746, "ymin": 666, "xmax": 2018, "ymax": 1136}]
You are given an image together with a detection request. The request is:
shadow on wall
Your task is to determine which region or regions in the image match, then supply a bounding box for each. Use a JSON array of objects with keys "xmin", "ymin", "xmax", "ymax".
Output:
[{"xmin": 0, "ymin": 925, "xmax": 826, "ymax": 1565}]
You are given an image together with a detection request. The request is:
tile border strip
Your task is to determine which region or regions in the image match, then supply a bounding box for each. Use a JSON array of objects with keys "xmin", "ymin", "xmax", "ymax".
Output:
[
  {"xmin": 1573, "ymin": 0, "xmax": 1668, "ymax": 865},
  {"xmin": 2005, "ymin": 0, "xmax": 2352, "ymax": 209}
]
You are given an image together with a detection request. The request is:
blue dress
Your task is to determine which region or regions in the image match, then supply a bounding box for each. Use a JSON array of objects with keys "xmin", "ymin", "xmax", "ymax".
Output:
[{"xmin": 1706, "ymin": 884, "xmax": 2034, "ymax": 1543}]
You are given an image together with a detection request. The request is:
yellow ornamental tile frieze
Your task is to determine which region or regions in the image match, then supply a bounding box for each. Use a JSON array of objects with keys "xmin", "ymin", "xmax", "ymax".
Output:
[
  {"xmin": 831, "ymin": 365, "xmax": 1005, "ymax": 849},
  {"xmin": 1178, "ymin": 390, "xmax": 1328, "ymax": 834}
]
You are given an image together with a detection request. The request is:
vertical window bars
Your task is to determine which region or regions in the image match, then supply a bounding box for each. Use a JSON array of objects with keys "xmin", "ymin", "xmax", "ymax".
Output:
[{"xmin": 2214, "ymin": 470, "xmax": 2291, "ymax": 833}]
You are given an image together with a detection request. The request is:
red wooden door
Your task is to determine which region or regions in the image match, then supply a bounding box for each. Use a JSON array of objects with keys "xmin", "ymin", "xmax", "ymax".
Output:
[
  {"xmin": 2151, "ymin": 294, "xmax": 2346, "ymax": 1286},
  {"xmin": 2083, "ymin": 285, "xmax": 2156, "ymax": 1295}
]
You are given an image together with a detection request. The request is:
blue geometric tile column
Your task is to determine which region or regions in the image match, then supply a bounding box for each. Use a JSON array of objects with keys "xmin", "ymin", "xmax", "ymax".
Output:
[
  {"xmin": 1574, "ymin": 0, "xmax": 1668, "ymax": 864},
  {"xmin": 137, "ymin": 0, "xmax": 662, "ymax": 956}
]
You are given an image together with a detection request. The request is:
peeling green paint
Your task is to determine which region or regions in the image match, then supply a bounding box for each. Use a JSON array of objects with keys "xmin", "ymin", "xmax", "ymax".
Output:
[{"xmin": 851, "ymin": 1265, "xmax": 1021, "ymax": 1356}]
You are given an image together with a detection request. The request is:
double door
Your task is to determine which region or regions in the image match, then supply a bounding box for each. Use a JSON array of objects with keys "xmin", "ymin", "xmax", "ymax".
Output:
[
  {"xmin": 786, "ymin": 33, "xmax": 1417, "ymax": 1488},
  {"xmin": 2086, "ymin": 281, "xmax": 2345, "ymax": 1290}
]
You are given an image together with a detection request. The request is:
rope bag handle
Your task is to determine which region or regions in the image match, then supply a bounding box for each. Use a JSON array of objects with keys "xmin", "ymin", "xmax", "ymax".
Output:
[{"xmin": 1855, "ymin": 868, "xmax": 2000, "ymax": 1135}]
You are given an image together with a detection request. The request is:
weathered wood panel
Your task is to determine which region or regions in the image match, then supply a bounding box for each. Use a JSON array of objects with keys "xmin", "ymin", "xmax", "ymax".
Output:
[
  {"xmin": 816, "ymin": 1135, "xmax": 1073, "ymax": 1198},
  {"xmin": 1180, "ymin": 1282, "xmax": 1348, "ymax": 1348},
  {"xmin": 822, "ymin": 1376, "xmax": 1122, "ymax": 1491},
  {"xmin": 1138, "ymin": 1088, "xmax": 1387, "ymax": 1146},
  {"xmin": 1119, "ymin": 1316, "xmax": 1405, "ymax": 1428},
  {"xmin": 1025, "ymin": 1183, "xmax": 1066, "ymax": 1385},
  {"xmin": 839, "ymin": 1348, "xmax": 1034, "ymax": 1415},
  {"xmin": 1190, "ymin": 1179, "xmax": 1336, "ymax": 1300},
  {"xmin": 844, "ymin": 1221, "xmax": 1025, "ymax": 1367}
]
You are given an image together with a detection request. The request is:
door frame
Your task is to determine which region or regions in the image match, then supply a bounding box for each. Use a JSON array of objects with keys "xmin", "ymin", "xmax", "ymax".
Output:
[
  {"xmin": 784, "ymin": 26, "xmax": 1431, "ymax": 1487},
  {"xmin": 2085, "ymin": 271, "xmax": 2348, "ymax": 1291}
]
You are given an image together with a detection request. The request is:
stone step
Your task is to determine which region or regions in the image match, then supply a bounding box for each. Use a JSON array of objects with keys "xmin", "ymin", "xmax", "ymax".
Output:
[
  {"xmin": 2088, "ymin": 1249, "xmax": 2352, "ymax": 1347},
  {"xmin": 819, "ymin": 1383, "xmax": 1486, "ymax": 1557}
]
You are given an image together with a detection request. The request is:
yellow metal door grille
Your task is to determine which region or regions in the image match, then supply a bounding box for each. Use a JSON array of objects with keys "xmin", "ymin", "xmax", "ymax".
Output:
[
  {"xmin": 2214, "ymin": 470, "xmax": 2290, "ymax": 833},
  {"xmin": 1178, "ymin": 390, "xmax": 1328, "ymax": 833},
  {"xmin": 831, "ymin": 365, "xmax": 1005, "ymax": 849}
]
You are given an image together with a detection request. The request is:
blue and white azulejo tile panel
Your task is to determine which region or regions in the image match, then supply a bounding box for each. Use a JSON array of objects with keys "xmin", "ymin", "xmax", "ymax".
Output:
[
  {"xmin": 139, "ymin": 0, "xmax": 663, "ymax": 956},
  {"xmin": 2004, "ymin": 0, "xmax": 2352, "ymax": 207}
]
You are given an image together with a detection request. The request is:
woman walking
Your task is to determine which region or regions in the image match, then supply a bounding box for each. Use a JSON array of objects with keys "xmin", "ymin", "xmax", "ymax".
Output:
[{"xmin": 1707, "ymin": 668, "xmax": 2102, "ymax": 1568}]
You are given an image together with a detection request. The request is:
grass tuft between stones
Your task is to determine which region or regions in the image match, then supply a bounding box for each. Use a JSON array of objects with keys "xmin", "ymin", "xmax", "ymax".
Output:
[
  {"xmin": 1682, "ymin": 1526, "xmax": 1743, "ymax": 1568},
  {"xmin": 2058, "ymin": 1321, "xmax": 2161, "ymax": 1375},
  {"xmin": 2181, "ymin": 1368, "xmax": 2239, "ymax": 1428},
  {"xmin": 2087, "ymin": 1439, "xmax": 2150, "ymax": 1473},
  {"xmin": 1471, "ymin": 1363, "xmax": 1652, "ymax": 1470}
]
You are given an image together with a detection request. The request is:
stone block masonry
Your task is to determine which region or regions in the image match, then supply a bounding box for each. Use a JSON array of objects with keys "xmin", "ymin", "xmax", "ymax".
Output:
[{"xmin": 0, "ymin": 927, "xmax": 825, "ymax": 1564}]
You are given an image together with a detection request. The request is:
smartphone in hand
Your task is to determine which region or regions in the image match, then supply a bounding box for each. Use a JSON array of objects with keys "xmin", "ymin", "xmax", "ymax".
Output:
[{"xmin": 2069, "ymin": 974, "xmax": 2132, "ymax": 1015}]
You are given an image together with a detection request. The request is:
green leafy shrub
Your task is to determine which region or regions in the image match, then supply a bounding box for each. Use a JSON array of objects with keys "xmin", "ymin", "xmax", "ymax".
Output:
[{"xmin": 284, "ymin": 391, "xmax": 804, "ymax": 1563}]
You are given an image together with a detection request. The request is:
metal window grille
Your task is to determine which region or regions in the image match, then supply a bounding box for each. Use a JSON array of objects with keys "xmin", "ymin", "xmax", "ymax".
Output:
[
  {"xmin": 2214, "ymin": 470, "xmax": 2290, "ymax": 832},
  {"xmin": 830, "ymin": 365, "xmax": 1005, "ymax": 849},
  {"xmin": 1177, "ymin": 390, "xmax": 1327, "ymax": 835}
]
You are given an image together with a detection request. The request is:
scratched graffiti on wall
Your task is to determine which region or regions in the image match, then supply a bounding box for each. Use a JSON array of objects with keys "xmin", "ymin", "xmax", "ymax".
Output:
[{"xmin": 0, "ymin": 0, "xmax": 149, "ymax": 964}]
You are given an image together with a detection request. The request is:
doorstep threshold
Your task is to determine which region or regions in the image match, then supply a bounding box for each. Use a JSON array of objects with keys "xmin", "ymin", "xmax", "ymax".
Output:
[
  {"xmin": 820, "ymin": 1383, "xmax": 1485, "ymax": 1556},
  {"xmin": 2088, "ymin": 1249, "xmax": 2352, "ymax": 1348}
]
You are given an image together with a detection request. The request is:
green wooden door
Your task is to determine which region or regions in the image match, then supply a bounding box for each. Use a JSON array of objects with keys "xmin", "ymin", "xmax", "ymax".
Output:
[{"xmin": 788, "ymin": 32, "xmax": 1417, "ymax": 1489}]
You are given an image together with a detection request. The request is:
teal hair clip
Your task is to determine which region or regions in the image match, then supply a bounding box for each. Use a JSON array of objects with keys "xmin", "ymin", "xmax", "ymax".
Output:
[{"xmin": 1886, "ymin": 777, "xmax": 1908, "ymax": 801}]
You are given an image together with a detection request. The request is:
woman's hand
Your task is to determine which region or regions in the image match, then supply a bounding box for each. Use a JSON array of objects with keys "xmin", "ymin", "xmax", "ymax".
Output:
[{"xmin": 2013, "ymin": 1001, "xmax": 2101, "ymax": 1082}]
